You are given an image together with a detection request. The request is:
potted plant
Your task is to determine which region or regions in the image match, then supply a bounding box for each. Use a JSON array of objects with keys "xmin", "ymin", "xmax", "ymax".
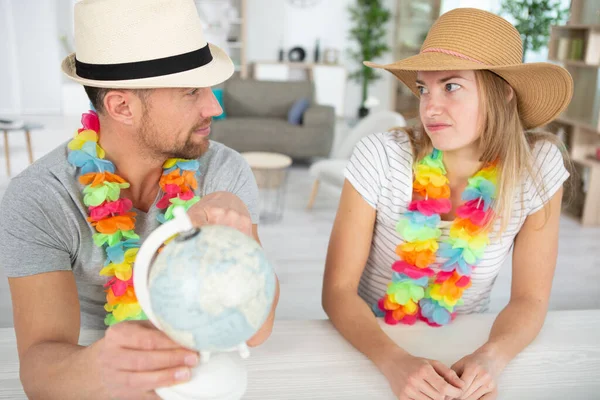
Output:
[
  {"xmin": 500, "ymin": 0, "xmax": 569, "ymax": 61},
  {"xmin": 348, "ymin": 0, "xmax": 391, "ymax": 118}
]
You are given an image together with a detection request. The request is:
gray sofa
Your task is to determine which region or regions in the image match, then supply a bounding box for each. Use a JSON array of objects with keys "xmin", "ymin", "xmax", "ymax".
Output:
[{"xmin": 210, "ymin": 79, "xmax": 335, "ymax": 159}]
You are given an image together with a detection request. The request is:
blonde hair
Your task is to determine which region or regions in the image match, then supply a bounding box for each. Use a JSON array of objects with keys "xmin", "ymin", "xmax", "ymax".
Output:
[{"xmin": 398, "ymin": 70, "xmax": 572, "ymax": 235}]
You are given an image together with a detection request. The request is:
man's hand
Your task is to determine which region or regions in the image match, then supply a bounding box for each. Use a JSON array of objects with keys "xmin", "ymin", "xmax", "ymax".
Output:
[
  {"xmin": 186, "ymin": 191, "xmax": 277, "ymax": 348},
  {"xmin": 98, "ymin": 321, "xmax": 200, "ymax": 400},
  {"xmin": 187, "ymin": 192, "xmax": 253, "ymax": 237}
]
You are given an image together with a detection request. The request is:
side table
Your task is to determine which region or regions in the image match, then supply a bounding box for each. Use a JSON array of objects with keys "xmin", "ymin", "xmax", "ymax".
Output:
[{"xmin": 241, "ymin": 152, "xmax": 292, "ymax": 223}]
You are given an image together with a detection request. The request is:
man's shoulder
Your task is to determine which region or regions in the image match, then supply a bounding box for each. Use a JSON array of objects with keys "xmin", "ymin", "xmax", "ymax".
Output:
[
  {"xmin": 12, "ymin": 141, "xmax": 73, "ymax": 182},
  {"xmin": 203, "ymin": 140, "xmax": 243, "ymax": 160},
  {"xmin": 2, "ymin": 141, "xmax": 78, "ymax": 207},
  {"xmin": 200, "ymin": 140, "xmax": 249, "ymax": 174}
]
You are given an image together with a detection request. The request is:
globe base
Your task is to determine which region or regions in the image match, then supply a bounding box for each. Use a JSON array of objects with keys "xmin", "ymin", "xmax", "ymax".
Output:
[{"xmin": 155, "ymin": 352, "xmax": 247, "ymax": 400}]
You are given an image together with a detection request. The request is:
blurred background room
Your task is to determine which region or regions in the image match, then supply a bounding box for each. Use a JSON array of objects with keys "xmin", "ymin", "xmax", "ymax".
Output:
[{"xmin": 1, "ymin": 0, "xmax": 599, "ymax": 328}]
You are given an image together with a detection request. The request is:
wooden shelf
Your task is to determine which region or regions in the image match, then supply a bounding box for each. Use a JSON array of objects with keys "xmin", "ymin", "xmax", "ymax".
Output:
[
  {"xmin": 549, "ymin": 23, "xmax": 600, "ymax": 66},
  {"xmin": 229, "ymin": 0, "xmax": 247, "ymax": 78},
  {"xmin": 195, "ymin": 1, "xmax": 247, "ymax": 78},
  {"xmin": 572, "ymin": 155, "xmax": 600, "ymax": 168},
  {"xmin": 568, "ymin": 0, "xmax": 600, "ymax": 28},
  {"xmin": 391, "ymin": 0, "xmax": 441, "ymax": 116},
  {"xmin": 548, "ymin": 1, "xmax": 600, "ymax": 226},
  {"xmin": 556, "ymin": 115, "xmax": 600, "ymax": 132},
  {"xmin": 549, "ymin": 58, "xmax": 600, "ymax": 68},
  {"xmin": 253, "ymin": 61, "xmax": 343, "ymax": 69},
  {"xmin": 553, "ymin": 24, "xmax": 600, "ymax": 30}
]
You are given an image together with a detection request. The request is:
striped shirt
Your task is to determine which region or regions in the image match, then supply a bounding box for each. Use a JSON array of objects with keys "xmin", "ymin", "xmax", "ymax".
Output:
[{"xmin": 344, "ymin": 130, "xmax": 569, "ymax": 314}]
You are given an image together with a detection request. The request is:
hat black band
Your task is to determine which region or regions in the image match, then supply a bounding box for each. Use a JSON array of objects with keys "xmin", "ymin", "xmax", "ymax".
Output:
[{"xmin": 75, "ymin": 44, "xmax": 213, "ymax": 81}]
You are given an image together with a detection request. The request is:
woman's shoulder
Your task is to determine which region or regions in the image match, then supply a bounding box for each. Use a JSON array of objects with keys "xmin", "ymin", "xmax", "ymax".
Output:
[
  {"xmin": 345, "ymin": 129, "xmax": 415, "ymax": 209},
  {"xmin": 527, "ymin": 136, "xmax": 568, "ymax": 181},
  {"xmin": 530, "ymin": 137, "xmax": 565, "ymax": 162},
  {"xmin": 356, "ymin": 129, "xmax": 414, "ymax": 163},
  {"xmin": 524, "ymin": 135, "xmax": 570, "ymax": 214}
]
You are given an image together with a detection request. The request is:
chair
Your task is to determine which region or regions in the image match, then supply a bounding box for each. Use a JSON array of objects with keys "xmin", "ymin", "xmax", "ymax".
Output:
[
  {"xmin": 1, "ymin": 122, "xmax": 41, "ymax": 176},
  {"xmin": 306, "ymin": 110, "xmax": 406, "ymax": 209}
]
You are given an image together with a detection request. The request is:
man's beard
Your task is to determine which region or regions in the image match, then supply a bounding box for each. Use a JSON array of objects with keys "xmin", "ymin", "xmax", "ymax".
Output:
[{"xmin": 139, "ymin": 116, "xmax": 211, "ymax": 161}]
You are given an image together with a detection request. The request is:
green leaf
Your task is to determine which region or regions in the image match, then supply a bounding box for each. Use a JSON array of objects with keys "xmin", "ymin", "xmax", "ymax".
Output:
[
  {"xmin": 500, "ymin": 0, "xmax": 569, "ymax": 58},
  {"xmin": 347, "ymin": 0, "xmax": 392, "ymax": 102}
]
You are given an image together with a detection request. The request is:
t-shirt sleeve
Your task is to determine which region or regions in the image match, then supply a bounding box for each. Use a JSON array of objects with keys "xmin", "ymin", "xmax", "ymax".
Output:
[
  {"xmin": 344, "ymin": 133, "xmax": 389, "ymax": 208},
  {"xmin": 0, "ymin": 177, "xmax": 73, "ymax": 278},
  {"xmin": 527, "ymin": 140, "xmax": 570, "ymax": 215},
  {"xmin": 203, "ymin": 146, "xmax": 260, "ymax": 224}
]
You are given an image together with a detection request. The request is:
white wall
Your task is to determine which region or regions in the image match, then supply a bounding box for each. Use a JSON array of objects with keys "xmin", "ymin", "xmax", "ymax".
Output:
[
  {"xmin": 0, "ymin": 0, "xmax": 20, "ymax": 114},
  {"xmin": 246, "ymin": 0, "xmax": 395, "ymax": 119},
  {"xmin": 0, "ymin": 0, "xmax": 63, "ymax": 115},
  {"xmin": 247, "ymin": 0, "xmax": 571, "ymax": 120},
  {"xmin": 56, "ymin": 0, "xmax": 76, "ymax": 59},
  {"xmin": 0, "ymin": 0, "xmax": 570, "ymax": 117}
]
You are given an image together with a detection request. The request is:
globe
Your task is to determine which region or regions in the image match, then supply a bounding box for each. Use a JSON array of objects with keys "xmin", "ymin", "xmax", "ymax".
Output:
[{"xmin": 147, "ymin": 225, "xmax": 276, "ymax": 352}]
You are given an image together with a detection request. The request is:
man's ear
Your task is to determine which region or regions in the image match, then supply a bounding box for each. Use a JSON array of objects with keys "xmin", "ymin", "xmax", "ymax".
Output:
[{"xmin": 103, "ymin": 90, "xmax": 138, "ymax": 126}]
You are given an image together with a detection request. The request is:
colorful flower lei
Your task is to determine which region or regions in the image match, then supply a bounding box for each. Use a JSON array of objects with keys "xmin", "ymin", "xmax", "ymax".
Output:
[
  {"xmin": 67, "ymin": 111, "xmax": 201, "ymax": 326},
  {"xmin": 375, "ymin": 149, "xmax": 498, "ymax": 326}
]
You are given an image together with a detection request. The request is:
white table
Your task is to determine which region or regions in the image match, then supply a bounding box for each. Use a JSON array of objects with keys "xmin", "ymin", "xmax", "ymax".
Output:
[{"xmin": 1, "ymin": 310, "xmax": 599, "ymax": 399}]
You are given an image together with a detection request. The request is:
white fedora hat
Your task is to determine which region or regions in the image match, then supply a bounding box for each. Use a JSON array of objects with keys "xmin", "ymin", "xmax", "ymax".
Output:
[{"xmin": 61, "ymin": 0, "xmax": 234, "ymax": 88}]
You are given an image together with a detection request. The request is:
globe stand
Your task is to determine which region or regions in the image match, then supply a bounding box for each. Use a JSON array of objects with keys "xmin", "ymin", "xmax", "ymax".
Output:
[
  {"xmin": 133, "ymin": 207, "xmax": 254, "ymax": 400},
  {"xmin": 155, "ymin": 351, "xmax": 247, "ymax": 400}
]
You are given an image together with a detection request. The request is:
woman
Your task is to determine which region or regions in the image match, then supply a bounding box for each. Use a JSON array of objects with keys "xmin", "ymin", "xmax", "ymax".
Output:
[{"xmin": 322, "ymin": 8, "xmax": 572, "ymax": 400}]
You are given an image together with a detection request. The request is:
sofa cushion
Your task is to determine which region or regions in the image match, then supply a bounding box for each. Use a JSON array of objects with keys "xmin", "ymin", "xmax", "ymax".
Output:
[
  {"xmin": 212, "ymin": 88, "xmax": 226, "ymax": 120},
  {"xmin": 212, "ymin": 118, "xmax": 302, "ymax": 146},
  {"xmin": 223, "ymin": 79, "xmax": 314, "ymax": 119},
  {"xmin": 211, "ymin": 117, "xmax": 327, "ymax": 158},
  {"xmin": 287, "ymin": 98, "xmax": 310, "ymax": 125}
]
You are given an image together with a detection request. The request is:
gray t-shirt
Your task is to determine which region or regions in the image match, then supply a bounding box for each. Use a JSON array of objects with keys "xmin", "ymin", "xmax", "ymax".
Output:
[{"xmin": 0, "ymin": 140, "xmax": 259, "ymax": 328}]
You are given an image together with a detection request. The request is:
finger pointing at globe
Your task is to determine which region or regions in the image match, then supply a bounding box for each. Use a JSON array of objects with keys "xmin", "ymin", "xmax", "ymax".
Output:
[{"xmin": 186, "ymin": 192, "xmax": 254, "ymax": 238}]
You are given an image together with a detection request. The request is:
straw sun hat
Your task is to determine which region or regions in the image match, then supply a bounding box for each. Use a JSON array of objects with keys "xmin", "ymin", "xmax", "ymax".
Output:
[
  {"xmin": 61, "ymin": 0, "xmax": 234, "ymax": 89},
  {"xmin": 365, "ymin": 8, "xmax": 573, "ymax": 129}
]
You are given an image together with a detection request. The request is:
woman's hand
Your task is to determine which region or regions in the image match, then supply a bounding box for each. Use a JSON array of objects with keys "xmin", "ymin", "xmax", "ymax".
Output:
[
  {"xmin": 450, "ymin": 349, "xmax": 503, "ymax": 399},
  {"xmin": 380, "ymin": 349, "xmax": 465, "ymax": 400}
]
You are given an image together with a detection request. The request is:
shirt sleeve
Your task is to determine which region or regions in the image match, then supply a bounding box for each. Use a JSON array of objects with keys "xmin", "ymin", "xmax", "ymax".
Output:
[
  {"xmin": 527, "ymin": 140, "xmax": 570, "ymax": 215},
  {"xmin": 203, "ymin": 146, "xmax": 260, "ymax": 224},
  {"xmin": 344, "ymin": 133, "xmax": 390, "ymax": 209},
  {"xmin": 0, "ymin": 177, "xmax": 73, "ymax": 277}
]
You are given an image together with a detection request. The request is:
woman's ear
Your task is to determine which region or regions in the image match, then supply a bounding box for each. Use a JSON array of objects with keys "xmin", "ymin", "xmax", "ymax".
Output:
[{"xmin": 506, "ymin": 85, "xmax": 515, "ymax": 102}]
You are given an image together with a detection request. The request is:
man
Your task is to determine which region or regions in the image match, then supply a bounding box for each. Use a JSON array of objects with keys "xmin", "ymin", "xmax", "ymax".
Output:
[{"xmin": 0, "ymin": 0, "xmax": 279, "ymax": 398}]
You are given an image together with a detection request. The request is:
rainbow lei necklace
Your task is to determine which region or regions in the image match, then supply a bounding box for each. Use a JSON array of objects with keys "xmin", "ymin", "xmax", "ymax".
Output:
[
  {"xmin": 67, "ymin": 111, "xmax": 201, "ymax": 326},
  {"xmin": 374, "ymin": 149, "xmax": 498, "ymax": 326}
]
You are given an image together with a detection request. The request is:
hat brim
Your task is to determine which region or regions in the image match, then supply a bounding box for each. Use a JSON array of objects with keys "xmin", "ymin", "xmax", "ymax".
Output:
[
  {"xmin": 365, "ymin": 52, "xmax": 573, "ymax": 129},
  {"xmin": 61, "ymin": 43, "xmax": 234, "ymax": 89}
]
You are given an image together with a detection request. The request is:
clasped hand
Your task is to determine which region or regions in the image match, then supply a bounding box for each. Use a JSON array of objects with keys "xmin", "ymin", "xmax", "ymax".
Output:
[
  {"xmin": 382, "ymin": 348, "xmax": 501, "ymax": 400},
  {"xmin": 447, "ymin": 350, "xmax": 500, "ymax": 400}
]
